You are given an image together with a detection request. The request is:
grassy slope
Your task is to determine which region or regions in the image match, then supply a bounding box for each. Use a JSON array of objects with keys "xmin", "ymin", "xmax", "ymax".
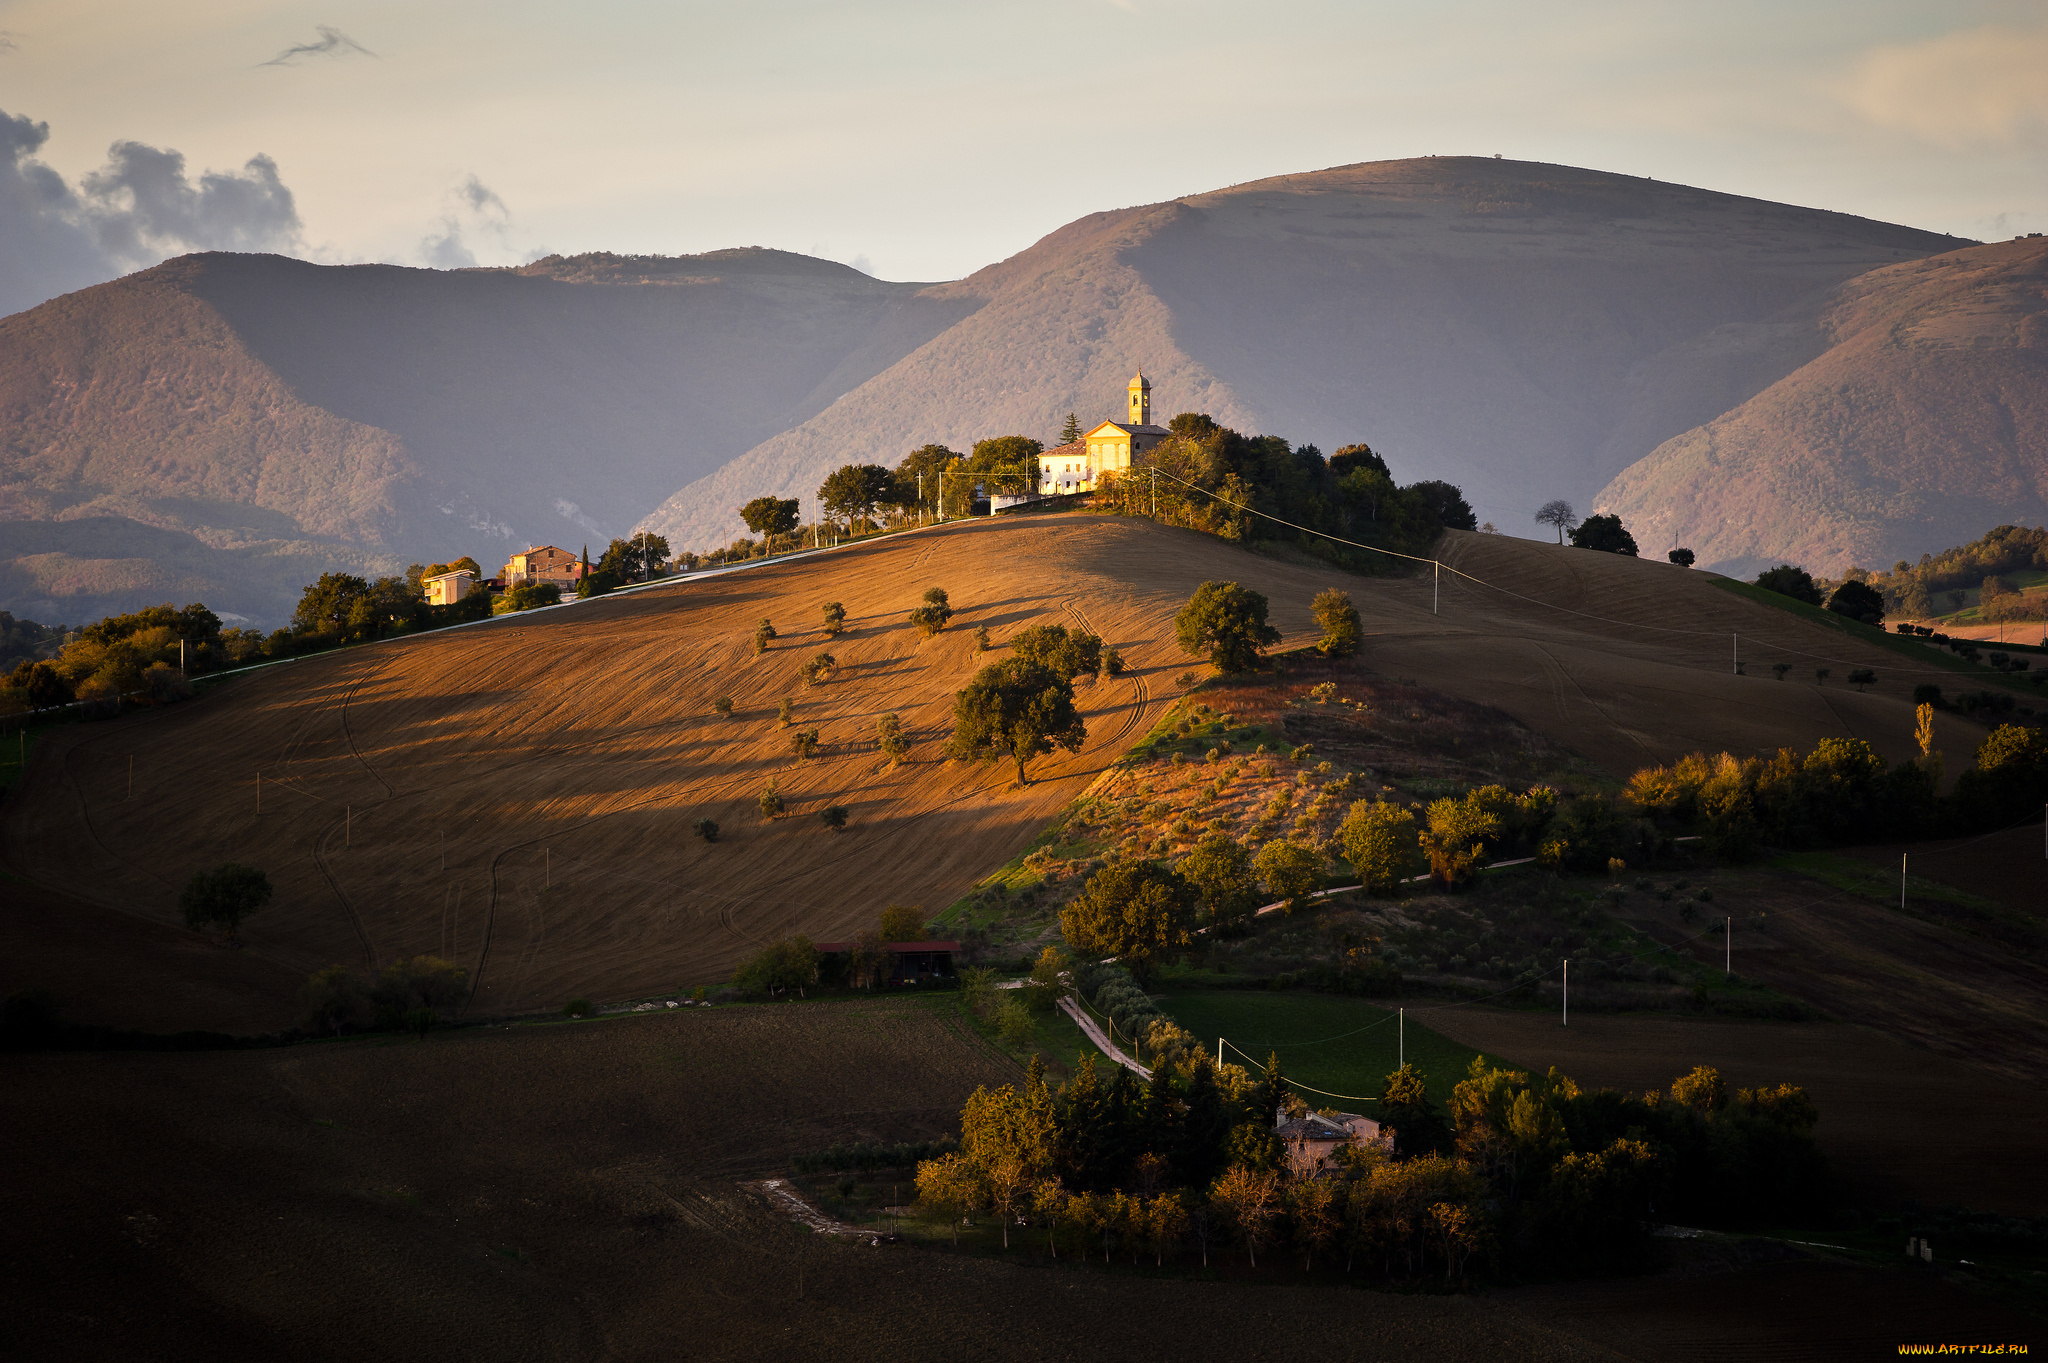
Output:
[{"xmin": 1709, "ymin": 578, "xmax": 2043, "ymax": 696}]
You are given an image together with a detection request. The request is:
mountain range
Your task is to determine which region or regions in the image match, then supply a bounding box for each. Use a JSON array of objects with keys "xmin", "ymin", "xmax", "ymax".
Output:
[{"xmin": 3, "ymin": 155, "xmax": 2038, "ymax": 626}]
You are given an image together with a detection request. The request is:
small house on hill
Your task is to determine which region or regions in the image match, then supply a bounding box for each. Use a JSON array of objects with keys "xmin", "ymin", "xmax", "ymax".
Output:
[
  {"xmin": 421, "ymin": 569, "xmax": 476, "ymax": 607},
  {"xmin": 503, "ymin": 546, "xmax": 586, "ymax": 590},
  {"xmin": 1275, "ymin": 1109, "xmax": 1390, "ymax": 1177},
  {"xmin": 813, "ymin": 939, "xmax": 959, "ymax": 985}
]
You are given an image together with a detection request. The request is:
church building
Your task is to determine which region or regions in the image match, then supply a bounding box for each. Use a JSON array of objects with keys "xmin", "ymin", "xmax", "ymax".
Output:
[{"xmin": 1039, "ymin": 371, "xmax": 1171, "ymax": 494}]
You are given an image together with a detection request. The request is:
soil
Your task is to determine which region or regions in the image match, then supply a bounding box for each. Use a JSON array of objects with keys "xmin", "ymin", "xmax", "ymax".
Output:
[{"xmin": 9, "ymin": 517, "xmax": 2000, "ymax": 1030}]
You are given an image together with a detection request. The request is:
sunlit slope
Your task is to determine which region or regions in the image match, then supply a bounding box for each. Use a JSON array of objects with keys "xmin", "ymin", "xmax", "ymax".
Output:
[
  {"xmin": 1597, "ymin": 237, "xmax": 2048, "ymax": 577},
  {"xmin": 3, "ymin": 519, "xmax": 1978, "ymax": 1017}
]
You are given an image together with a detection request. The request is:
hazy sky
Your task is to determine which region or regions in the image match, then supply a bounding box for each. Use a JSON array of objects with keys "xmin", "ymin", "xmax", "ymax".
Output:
[{"xmin": 2, "ymin": 0, "xmax": 2045, "ymax": 313}]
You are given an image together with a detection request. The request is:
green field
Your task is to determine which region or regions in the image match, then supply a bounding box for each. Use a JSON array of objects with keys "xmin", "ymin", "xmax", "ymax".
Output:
[{"xmin": 1154, "ymin": 990, "xmax": 1508, "ymax": 1108}]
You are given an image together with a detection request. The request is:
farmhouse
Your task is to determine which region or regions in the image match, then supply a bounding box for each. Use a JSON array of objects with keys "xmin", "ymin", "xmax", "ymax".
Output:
[
  {"xmin": 420, "ymin": 569, "xmax": 476, "ymax": 607},
  {"xmin": 1274, "ymin": 1109, "xmax": 1390, "ymax": 1177},
  {"xmin": 1040, "ymin": 371, "xmax": 1170, "ymax": 494},
  {"xmin": 502, "ymin": 546, "xmax": 586, "ymax": 591}
]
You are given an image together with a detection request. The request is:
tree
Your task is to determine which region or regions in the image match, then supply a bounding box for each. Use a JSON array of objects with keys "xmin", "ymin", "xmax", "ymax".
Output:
[
  {"xmin": 739, "ymin": 496, "xmax": 801, "ymax": 540},
  {"xmin": 300, "ymin": 965, "xmax": 372, "ymax": 1035},
  {"xmin": 1252, "ymin": 839, "xmax": 1323, "ymax": 913},
  {"xmin": 293, "ymin": 573, "xmax": 371, "ymax": 635},
  {"xmin": 1340, "ymin": 800, "xmax": 1421, "ymax": 893},
  {"xmin": 821, "ymin": 601, "xmax": 846, "ymax": 637},
  {"xmin": 909, "ymin": 586, "xmax": 953, "ymax": 638},
  {"xmin": 1174, "ymin": 581, "xmax": 1281, "ymax": 674},
  {"xmin": 1379, "ymin": 1064, "xmax": 1452, "ymax": 1157},
  {"xmin": 1209, "ymin": 1166, "xmax": 1280, "ymax": 1267},
  {"xmin": 1568, "ymin": 514, "xmax": 1638, "ymax": 556},
  {"xmin": 801, "ymin": 651, "xmax": 837, "ymax": 686},
  {"xmin": 754, "ymin": 617, "xmax": 777, "ymax": 655},
  {"xmin": 692, "ymin": 818, "xmax": 719, "ymax": 842},
  {"xmin": 596, "ymin": 533, "xmax": 671, "ymax": 583},
  {"xmin": 758, "ymin": 783, "xmax": 784, "ymax": 820},
  {"xmin": 945, "ymin": 657, "xmax": 1086, "ymax": 783},
  {"xmin": 819, "ymin": 463, "xmax": 897, "ymax": 532},
  {"xmin": 1177, "ymin": 835, "xmax": 1259, "ymax": 930},
  {"xmin": 1059, "ymin": 413, "xmax": 1082, "ymax": 445},
  {"xmin": 732, "ymin": 935, "xmax": 820, "ymax": 998},
  {"xmin": 1058, "ymin": 861, "xmax": 1196, "ymax": 983},
  {"xmin": 1311, "ymin": 588, "xmax": 1362, "ymax": 658},
  {"xmin": 179, "ymin": 863, "xmax": 273, "ymax": 940},
  {"xmin": 895, "ymin": 444, "xmax": 959, "ymax": 513},
  {"xmin": 1407, "ymin": 479, "xmax": 1477, "ymax": 532},
  {"xmin": 880, "ymin": 904, "xmax": 927, "ymax": 941},
  {"xmin": 819, "ymin": 804, "xmax": 848, "ymax": 831},
  {"xmin": 915, "ymin": 1153, "xmax": 985, "ymax": 1247},
  {"xmin": 1329, "ymin": 443, "xmax": 1390, "ymax": 478},
  {"xmin": 1010, "ymin": 623, "xmax": 1102, "ymax": 679},
  {"xmin": 1754, "ymin": 564, "xmax": 1822, "ymax": 605},
  {"xmin": 1288, "ymin": 1177, "xmax": 1341, "ymax": 1270},
  {"xmin": 790, "ymin": 728, "xmax": 820, "ymax": 760},
  {"xmin": 713, "ymin": 695, "xmax": 734, "ymax": 717},
  {"xmin": 1668, "ymin": 548, "xmax": 1696, "ymax": 568},
  {"xmin": 1826, "ymin": 579, "xmax": 1885, "ymax": 627},
  {"xmin": 1847, "ymin": 668, "xmax": 1877, "ymax": 690},
  {"xmin": 1418, "ymin": 796, "xmax": 1500, "ymax": 888},
  {"xmin": 1534, "ymin": 500, "xmax": 1577, "ymax": 543},
  {"xmin": 877, "ymin": 712, "xmax": 910, "ymax": 765},
  {"xmin": 968, "ymin": 435, "xmax": 1044, "ymax": 495}
]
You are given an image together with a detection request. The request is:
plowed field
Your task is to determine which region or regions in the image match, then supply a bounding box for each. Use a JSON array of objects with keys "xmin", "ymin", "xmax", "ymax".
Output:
[{"xmin": 0, "ymin": 516, "xmax": 2007, "ymax": 1026}]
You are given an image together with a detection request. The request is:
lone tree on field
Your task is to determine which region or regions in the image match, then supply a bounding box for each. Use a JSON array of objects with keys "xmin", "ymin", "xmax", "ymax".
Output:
[
  {"xmin": 1534, "ymin": 499, "xmax": 1578, "ymax": 543},
  {"xmin": 820, "ymin": 805, "xmax": 848, "ymax": 831},
  {"xmin": 821, "ymin": 601, "xmax": 846, "ymax": 637},
  {"xmin": 909, "ymin": 587, "xmax": 954, "ymax": 638},
  {"xmin": 790, "ymin": 728, "xmax": 820, "ymax": 760},
  {"xmin": 1174, "ymin": 581, "xmax": 1280, "ymax": 674},
  {"xmin": 692, "ymin": 818, "xmax": 719, "ymax": 843},
  {"xmin": 180, "ymin": 863, "xmax": 273, "ymax": 941},
  {"xmin": 713, "ymin": 695, "xmax": 734, "ymax": 717},
  {"xmin": 1772, "ymin": 662, "xmax": 1793, "ymax": 681},
  {"xmin": 1057, "ymin": 860, "xmax": 1196, "ymax": 984},
  {"xmin": 1848, "ymin": 667, "xmax": 1878, "ymax": 691},
  {"xmin": 1568, "ymin": 514, "xmax": 1639, "ymax": 556},
  {"xmin": 802, "ymin": 652, "xmax": 837, "ymax": 686},
  {"xmin": 1311, "ymin": 588, "xmax": 1362, "ymax": 658},
  {"xmin": 777, "ymin": 696, "xmax": 795, "ymax": 727},
  {"xmin": 1667, "ymin": 547, "xmax": 1696, "ymax": 568},
  {"xmin": 758, "ymin": 783, "xmax": 785, "ymax": 820},
  {"xmin": 877, "ymin": 712, "xmax": 910, "ymax": 765},
  {"xmin": 754, "ymin": 617, "xmax": 778, "ymax": 656},
  {"xmin": 945, "ymin": 657, "xmax": 1085, "ymax": 783},
  {"xmin": 1010, "ymin": 622, "xmax": 1102, "ymax": 679}
]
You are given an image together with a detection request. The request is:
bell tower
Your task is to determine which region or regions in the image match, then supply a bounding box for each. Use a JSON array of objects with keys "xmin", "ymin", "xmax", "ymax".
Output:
[{"xmin": 1127, "ymin": 370, "xmax": 1152, "ymax": 426}]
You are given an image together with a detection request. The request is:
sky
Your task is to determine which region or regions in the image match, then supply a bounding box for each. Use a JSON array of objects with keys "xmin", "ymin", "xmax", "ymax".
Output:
[{"xmin": 2, "ymin": 0, "xmax": 2046, "ymax": 315}]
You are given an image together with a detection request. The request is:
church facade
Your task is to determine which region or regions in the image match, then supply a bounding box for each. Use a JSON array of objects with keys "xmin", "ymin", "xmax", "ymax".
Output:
[{"xmin": 1039, "ymin": 371, "xmax": 1170, "ymax": 495}]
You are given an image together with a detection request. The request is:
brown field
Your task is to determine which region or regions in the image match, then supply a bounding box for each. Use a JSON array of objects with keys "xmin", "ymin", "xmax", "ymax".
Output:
[
  {"xmin": 4, "ymin": 997, "xmax": 2036, "ymax": 1361},
  {"xmin": 3, "ymin": 515, "xmax": 2006, "ymax": 1032}
]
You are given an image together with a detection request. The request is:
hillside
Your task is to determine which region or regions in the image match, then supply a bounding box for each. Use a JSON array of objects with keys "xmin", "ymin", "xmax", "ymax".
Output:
[
  {"xmin": 1597, "ymin": 237, "xmax": 2048, "ymax": 577},
  {"xmin": 645, "ymin": 157, "xmax": 1955, "ymax": 547},
  {"xmin": 3, "ymin": 158, "xmax": 1970, "ymax": 627},
  {"xmin": 0, "ymin": 250, "xmax": 967, "ymax": 624},
  {"xmin": 2, "ymin": 518, "xmax": 1990, "ymax": 1028}
]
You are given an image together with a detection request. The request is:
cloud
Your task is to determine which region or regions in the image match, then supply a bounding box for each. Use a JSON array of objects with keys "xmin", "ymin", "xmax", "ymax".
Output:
[
  {"xmin": 0, "ymin": 107, "xmax": 302, "ymax": 318},
  {"xmin": 260, "ymin": 26, "xmax": 375, "ymax": 67},
  {"xmin": 420, "ymin": 174, "xmax": 511, "ymax": 269},
  {"xmin": 1839, "ymin": 24, "xmax": 2048, "ymax": 147}
]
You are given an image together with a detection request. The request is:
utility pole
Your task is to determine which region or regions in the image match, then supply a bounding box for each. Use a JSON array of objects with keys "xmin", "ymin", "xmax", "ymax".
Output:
[
  {"xmin": 1150, "ymin": 467, "xmax": 1157, "ymax": 519},
  {"xmin": 546, "ymin": 847, "xmax": 550, "ymax": 888},
  {"xmin": 1725, "ymin": 916, "xmax": 1731, "ymax": 976},
  {"xmin": 255, "ymin": 769, "xmax": 260, "ymax": 814},
  {"xmin": 441, "ymin": 830, "xmax": 446, "ymax": 871},
  {"xmin": 1433, "ymin": 562, "xmax": 1440, "ymax": 615},
  {"xmin": 1733, "ymin": 633, "xmax": 1739, "ymax": 674},
  {"xmin": 1398, "ymin": 1008, "xmax": 1404, "ymax": 1068},
  {"xmin": 346, "ymin": 805, "xmax": 351, "ymax": 846},
  {"xmin": 1901, "ymin": 854, "xmax": 1907, "ymax": 908},
  {"xmin": 128, "ymin": 755, "xmax": 133, "ymax": 799},
  {"xmin": 1563, "ymin": 958, "xmax": 1569, "ymax": 1027},
  {"xmin": 1217, "ymin": 1035, "xmax": 1223, "ymax": 1067}
]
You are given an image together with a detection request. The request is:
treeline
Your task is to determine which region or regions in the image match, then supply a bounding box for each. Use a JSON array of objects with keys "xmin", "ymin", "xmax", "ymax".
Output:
[
  {"xmin": 1853, "ymin": 524, "xmax": 2048, "ymax": 620},
  {"xmin": 1629, "ymin": 719, "xmax": 2048, "ymax": 852},
  {"xmin": 915, "ymin": 1043, "xmax": 1826, "ymax": 1281},
  {"xmin": 1095, "ymin": 418, "xmax": 1476, "ymax": 573}
]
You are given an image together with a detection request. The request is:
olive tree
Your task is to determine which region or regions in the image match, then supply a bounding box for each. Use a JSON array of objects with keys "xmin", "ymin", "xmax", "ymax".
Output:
[
  {"xmin": 1174, "ymin": 581, "xmax": 1280, "ymax": 674},
  {"xmin": 945, "ymin": 657, "xmax": 1086, "ymax": 784}
]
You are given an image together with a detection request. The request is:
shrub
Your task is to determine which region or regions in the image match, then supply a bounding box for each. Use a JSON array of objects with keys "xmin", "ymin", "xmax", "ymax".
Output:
[
  {"xmin": 877, "ymin": 712, "xmax": 910, "ymax": 765},
  {"xmin": 759, "ymin": 784, "xmax": 785, "ymax": 820},
  {"xmin": 179, "ymin": 863, "xmax": 273, "ymax": 940},
  {"xmin": 563, "ymin": 997, "xmax": 596, "ymax": 1018},
  {"xmin": 802, "ymin": 652, "xmax": 838, "ymax": 686},
  {"xmin": 753, "ymin": 618, "xmax": 777, "ymax": 655},
  {"xmin": 821, "ymin": 601, "xmax": 846, "ymax": 637},
  {"xmin": 997, "ymin": 997, "xmax": 1036, "ymax": 1048},
  {"xmin": 1311, "ymin": 588, "xmax": 1362, "ymax": 658},
  {"xmin": 791, "ymin": 728, "xmax": 820, "ymax": 759},
  {"xmin": 820, "ymin": 804, "xmax": 849, "ymax": 830},
  {"xmin": 777, "ymin": 696, "xmax": 795, "ymax": 726},
  {"xmin": 910, "ymin": 588, "xmax": 953, "ymax": 638},
  {"xmin": 713, "ymin": 695, "xmax": 734, "ymax": 717},
  {"xmin": 692, "ymin": 818, "xmax": 719, "ymax": 842}
]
